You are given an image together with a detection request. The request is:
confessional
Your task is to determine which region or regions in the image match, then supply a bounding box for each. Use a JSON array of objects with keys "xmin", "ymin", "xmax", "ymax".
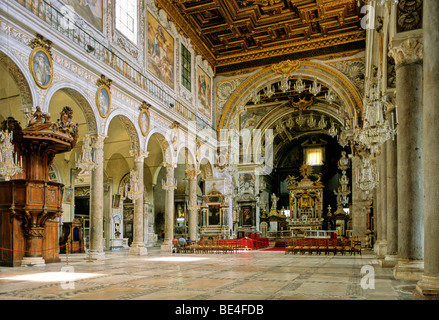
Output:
[{"xmin": 60, "ymin": 218, "xmax": 85, "ymax": 253}]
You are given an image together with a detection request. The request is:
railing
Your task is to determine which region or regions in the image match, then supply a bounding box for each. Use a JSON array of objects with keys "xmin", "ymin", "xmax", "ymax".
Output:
[{"xmin": 12, "ymin": 0, "xmax": 212, "ymax": 131}]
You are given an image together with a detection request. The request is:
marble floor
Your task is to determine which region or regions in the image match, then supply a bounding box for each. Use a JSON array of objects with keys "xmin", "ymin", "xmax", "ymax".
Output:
[{"xmin": 0, "ymin": 246, "xmax": 417, "ymax": 301}]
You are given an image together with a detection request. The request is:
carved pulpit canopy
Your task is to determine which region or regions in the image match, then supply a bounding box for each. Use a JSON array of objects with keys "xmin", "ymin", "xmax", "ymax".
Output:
[{"xmin": 22, "ymin": 106, "xmax": 79, "ymax": 150}]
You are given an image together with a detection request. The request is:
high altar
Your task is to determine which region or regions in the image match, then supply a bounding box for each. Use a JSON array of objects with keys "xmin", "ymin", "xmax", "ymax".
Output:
[{"xmin": 286, "ymin": 164, "xmax": 324, "ymax": 232}]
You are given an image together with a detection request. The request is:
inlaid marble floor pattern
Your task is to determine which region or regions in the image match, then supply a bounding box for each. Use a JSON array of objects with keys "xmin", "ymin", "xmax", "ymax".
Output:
[{"xmin": 0, "ymin": 248, "xmax": 417, "ymax": 300}]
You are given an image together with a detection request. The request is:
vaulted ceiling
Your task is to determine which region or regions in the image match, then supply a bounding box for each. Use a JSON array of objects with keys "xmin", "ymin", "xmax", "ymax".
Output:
[{"xmin": 155, "ymin": 0, "xmax": 366, "ymax": 74}]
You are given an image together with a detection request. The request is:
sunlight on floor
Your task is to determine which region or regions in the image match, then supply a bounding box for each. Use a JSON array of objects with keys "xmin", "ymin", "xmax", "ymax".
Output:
[
  {"xmin": 147, "ymin": 256, "xmax": 209, "ymax": 262},
  {"xmin": 0, "ymin": 272, "xmax": 104, "ymax": 283}
]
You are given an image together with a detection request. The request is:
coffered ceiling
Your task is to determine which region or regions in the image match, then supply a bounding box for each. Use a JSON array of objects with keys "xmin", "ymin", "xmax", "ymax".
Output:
[{"xmin": 155, "ymin": 0, "xmax": 366, "ymax": 74}]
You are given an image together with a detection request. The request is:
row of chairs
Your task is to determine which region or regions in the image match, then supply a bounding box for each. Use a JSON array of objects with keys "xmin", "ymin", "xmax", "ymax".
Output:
[
  {"xmin": 176, "ymin": 240, "xmax": 244, "ymax": 254},
  {"xmin": 285, "ymin": 238, "xmax": 362, "ymax": 256}
]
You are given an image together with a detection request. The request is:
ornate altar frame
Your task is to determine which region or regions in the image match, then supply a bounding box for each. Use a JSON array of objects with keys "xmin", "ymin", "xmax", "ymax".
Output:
[
  {"xmin": 286, "ymin": 164, "xmax": 324, "ymax": 230},
  {"xmin": 199, "ymin": 187, "xmax": 229, "ymax": 239}
]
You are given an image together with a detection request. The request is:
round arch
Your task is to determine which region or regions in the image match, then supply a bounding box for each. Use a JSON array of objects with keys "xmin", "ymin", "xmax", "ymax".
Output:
[
  {"xmin": 176, "ymin": 144, "xmax": 196, "ymax": 168},
  {"xmin": 145, "ymin": 129, "xmax": 174, "ymax": 165},
  {"xmin": 43, "ymin": 82, "xmax": 99, "ymax": 134},
  {"xmin": 218, "ymin": 60, "xmax": 363, "ymax": 133},
  {"xmin": 104, "ymin": 110, "xmax": 141, "ymax": 151},
  {"xmin": 0, "ymin": 48, "xmax": 37, "ymax": 111}
]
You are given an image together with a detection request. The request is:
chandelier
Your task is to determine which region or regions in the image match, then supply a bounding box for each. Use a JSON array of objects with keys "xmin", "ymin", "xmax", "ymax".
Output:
[
  {"xmin": 279, "ymin": 74, "xmax": 291, "ymax": 93},
  {"xmin": 353, "ymin": 79, "xmax": 396, "ymax": 155},
  {"xmin": 75, "ymin": 134, "xmax": 96, "ymax": 175},
  {"xmin": 334, "ymin": 151, "xmax": 351, "ymax": 206},
  {"xmin": 317, "ymin": 115, "xmax": 327, "ymax": 130},
  {"xmin": 296, "ymin": 111, "xmax": 306, "ymax": 127},
  {"xmin": 251, "ymin": 87, "xmax": 261, "ymax": 104},
  {"xmin": 264, "ymin": 84, "xmax": 275, "ymax": 98},
  {"xmin": 335, "ymin": 172, "xmax": 351, "ymax": 206},
  {"xmin": 293, "ymin": 77, "xmax": 306, "ymax": 94},
  {"xmin": 309, "ymin": 78, "xmax": 321, "ymax": 96},
  {"xmin": 125, "ymin": 169, "xmax": 143, "ymax": 202},
  {"xmin": 0, "ymin": 130, "xmax": 23, "ymax": 181},
  {"xmin": 328, "ymin": 121, "xmax": 337, "ymax": 138},
  {"xmin": 356, "ymin": 155, "xmax": 379, "ymax": 194},
  {"xmin": 325, "ymin": 89, "xmax": 337, "ymax": 104}
]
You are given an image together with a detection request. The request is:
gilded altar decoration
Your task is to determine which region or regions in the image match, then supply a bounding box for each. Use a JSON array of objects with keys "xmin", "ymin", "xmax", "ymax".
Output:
[
  {"xmin": 139, "ymin": 101, "xmax": 151, "ymax": 137},
  {"xmin": 285, "ymin": 164, "xmax": 324, "ymax": 227},
  {"xmin": 96, "ymin": 75, "xmax": 112, "ymax": 118},
  {"xmin": 29, "ymin": 34, "xmax": 53, "ymax": 89}
]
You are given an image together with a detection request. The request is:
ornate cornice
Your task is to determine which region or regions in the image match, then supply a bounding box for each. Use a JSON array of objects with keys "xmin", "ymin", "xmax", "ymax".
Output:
[{"xmin": 216, "ymin": 31, "xmax": 366, "ymax": 67}]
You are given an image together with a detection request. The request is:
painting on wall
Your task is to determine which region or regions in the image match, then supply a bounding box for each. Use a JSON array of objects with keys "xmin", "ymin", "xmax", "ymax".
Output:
[
  {"xmin": 239, "ymin": 107, "xmax": 267, "ymax": 131},
  {"xmin": 63, "ymin": 0, "xmax": 103, "ymax": 32},
  {"xmin": 63, "ymin": 188, "xmax": 73, "ymax": 203},
  {"xmin": 238, "ymin": 173, "xmax": 256, "ymax": 194},
  {"xmin": 197, "ymin": 67, "xmax": 211, "ymax": 119},
  {"xmin": 147, "ymin": 12, "xmax": 175, "ymax": 90},
  {"xmin": 96, "ymin": 85, "xmax": 111, "ymax": 118},
  {"xmin": 241, "ymin": 206, "xmax": 253, "ymax": 226},
  {"xmin": 208, "ymin": 204, "xmax": 221, "ymax": 226},
  {"xmin": 29, "ymin": 47, "xmax": 53, "ymax": 89},
  {"xmin": 139, "ymin": 108, "xmax": 150, "ymax": 137}
]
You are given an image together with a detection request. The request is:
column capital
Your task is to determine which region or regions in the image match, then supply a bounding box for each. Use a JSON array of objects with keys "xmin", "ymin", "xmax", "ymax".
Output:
[
  {"xmin": 389, "ymin": 37, "xmax": 423, "ymax": 68},
  {"xmin": 185, "ymin": 168, "xmax": 201, "ymax": 180},
  {"xmin": 91, "ymin": 134, "xmax": 106, "ymax": 150},
  {"xmin": 162, "ymin": 161, "xmax": 177, "ymax": 172},
  {"xmin": 130, "ymin": 149, "xmax": 149, "ymax": 162}
]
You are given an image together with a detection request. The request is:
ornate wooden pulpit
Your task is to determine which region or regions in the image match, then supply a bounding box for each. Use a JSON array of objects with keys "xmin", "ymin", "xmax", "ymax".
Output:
[{"xmin": 0, "ymin": 107, "xmax": 78, "ymax": 267}]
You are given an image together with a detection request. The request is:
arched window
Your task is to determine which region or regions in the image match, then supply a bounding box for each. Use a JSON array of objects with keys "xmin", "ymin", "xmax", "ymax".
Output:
[{"xmin": 115, "ymin": 0, "xmax": 138, "ymax": 44}]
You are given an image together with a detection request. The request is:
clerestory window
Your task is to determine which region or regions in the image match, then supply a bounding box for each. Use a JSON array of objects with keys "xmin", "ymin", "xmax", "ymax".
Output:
[{"xmin": 115, "ymin": 0, "xmax": 138, "ymax": 44}]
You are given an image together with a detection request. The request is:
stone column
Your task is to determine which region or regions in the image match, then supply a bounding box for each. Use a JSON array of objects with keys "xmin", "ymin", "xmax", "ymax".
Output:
[
  {"xmin": 374, "ymin": 155, "xmax": 383, "ymax": 258},
  {"xmin": 383, "ymin": 111, "xmax": 398, "ymax": 267},
  {"xmin": 161, "ymin": 162, "xmax": 177, "ymax": 252},
  {"xmin": 186, "ymin": 168, "xmax": 201, "ymax": 241},
  {"xmin": 378, "ymin": 142, "xmax": 388, "ymax": 259},
  {"xmin": 389, "ymin": 37, "xmax": 424, "ymax": 280},
  {"xmin": 90, "ymin": 134, "xmax": 106, "ymax": 260},
  {"xmin": 416, "ymin": 0, "xmax": 439, "ymax": 299},
  {"xmin": 129, "ymin": 150, "xmax": 148, "ymax": 256}
]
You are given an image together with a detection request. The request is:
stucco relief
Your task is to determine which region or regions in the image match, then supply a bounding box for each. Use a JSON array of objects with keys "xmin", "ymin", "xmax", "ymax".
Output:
[{"xmin": 327, "ymin": 58, "xmax": 365, "ymax": 97}]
